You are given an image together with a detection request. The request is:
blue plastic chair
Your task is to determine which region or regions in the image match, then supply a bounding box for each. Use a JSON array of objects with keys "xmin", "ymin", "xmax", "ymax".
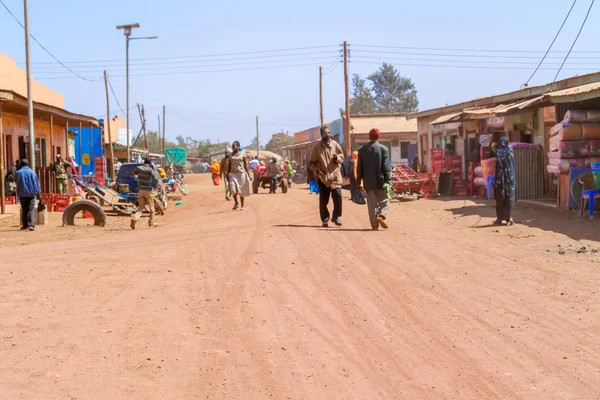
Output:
[{"xmin": 579, "ymin": 173, "xmax": 600, "ymax": 220}]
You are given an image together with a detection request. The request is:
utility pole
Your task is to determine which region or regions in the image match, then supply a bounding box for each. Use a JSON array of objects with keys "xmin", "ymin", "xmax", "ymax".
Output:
[
  {"xmin": 162, "ymin": 105, "xmax": 166, "ymax": 154},
  {"xmin": 0, "ymin": 101, "xmax": 5, "ymax": 215},
  {"xmin": 256, "ymin": 115, "xmax": 259, "ymax": 158},
  {"xmin": 343, "ymin": 40, "xmax": 351, "ymax": 154},
  {"xmin": 23, "ymin": 0, "xmax": 35, "ymax": 169},
  {"xmin": 157, "ymin": 114, "xmax": 161, "ymax": 153},
  {"xmin": 319, "ymin": 66, "xmax": 324, "ymax": 128},
  {"xmin": 104, "ymin": 71, "xmax": 115, "ymax": 179},
  {"xmin": 141, "ymin": 105, "xmax": 148, "ymax": 151}
]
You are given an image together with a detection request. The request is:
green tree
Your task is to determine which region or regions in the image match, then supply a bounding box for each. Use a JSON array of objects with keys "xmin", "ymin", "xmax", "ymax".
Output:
[
  {"xmin": 265, "ymin": 132, "xmax": 294, "ymax": 156},
  {"xmin": 349, "ymin": 63, "xmax": 419, "ymax": 114},
  {"xmin": 349, "ymin": 74, "xmax": 377, "ymax": 114},
  {"xmin": 246, "ymin": 136, "xmax": 265, "ymax": 151},
  {"xmin": 132, "ymin": 130, "xmax": 176, "ymax": 153}
]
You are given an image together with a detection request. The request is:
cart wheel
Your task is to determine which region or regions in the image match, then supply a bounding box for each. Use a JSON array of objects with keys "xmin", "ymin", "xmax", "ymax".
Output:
[
  {"xmin": 152, "ymin": 197, "xmax": 165, "ymax": 216},
  {"xmin": 85, "ymin": 193, "xmax": 105, "ymax": 206},
  {"xmin": 62, "ymin": 200, "xmax": 107, "ymax": 227},
  {"xmin": 252, "ymin": 175, "xmax": 259, "ymax": 194}
]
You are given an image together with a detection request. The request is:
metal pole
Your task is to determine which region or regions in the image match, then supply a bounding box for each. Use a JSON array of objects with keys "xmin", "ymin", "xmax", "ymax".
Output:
[
  {"xmin": 256, "ymin": 115, "xmax": 259, "ymax": 158},
  {"xmin": 79, "ymin": 122, "xmax": 82, "ymax": 173},
  {"xmin": 0, "ymin": 104, "xmax": 5, "ymax": 214},
  {"xmin": 104, "ymin": 71, "xmax": 115, "ymax": 178},
  {"xmin": 126, "ymin": 36, "xmax": 130, "ymax": 161},
  {"xmin": 319, "ymin": 66, "xmax": 324, "ymax": 128},
  {"xmin": 23, "ymin": 0, "xmax": 36, "ymax": 169},
  {"xmin": 343, "ymin": 41, "xmax": 351, "ymax": 154},
  {"xmin": 162, "ymin": 105, "xmax": 166, "ymax": 154}
]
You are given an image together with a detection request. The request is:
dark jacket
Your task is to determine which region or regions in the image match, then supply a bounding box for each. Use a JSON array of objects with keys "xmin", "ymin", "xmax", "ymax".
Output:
[
  {"xmin": 357, "ymin": 141, "xmax": 391, "ymax": 191},
  {"xmin": 134, "ymin": 165, "xmax": 160, "ymax": 192},
  {"xmin": 15, "ymin": 166, "xmax": 41, "ymax": 199}
]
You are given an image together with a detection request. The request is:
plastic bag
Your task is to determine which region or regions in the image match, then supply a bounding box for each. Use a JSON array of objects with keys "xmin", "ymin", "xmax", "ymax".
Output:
[
  {"xmin": 36, "ymin": 207, "xmax": 48, "ymax": 226},
  {"xmin": 353, "ymin": 190, "xmax": 367, "ymax": 205}
]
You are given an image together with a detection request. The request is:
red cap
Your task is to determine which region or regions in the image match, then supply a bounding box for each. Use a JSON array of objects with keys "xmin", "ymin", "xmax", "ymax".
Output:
[{"xmin": 369, "ymin": 128, "xmax": 380, "ymax": 140}]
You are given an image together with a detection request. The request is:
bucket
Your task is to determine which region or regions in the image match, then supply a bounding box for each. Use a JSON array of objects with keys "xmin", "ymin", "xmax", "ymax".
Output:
[{"xmin": 592, "ymin": 162, "xmax": 600, "ymax": 188}]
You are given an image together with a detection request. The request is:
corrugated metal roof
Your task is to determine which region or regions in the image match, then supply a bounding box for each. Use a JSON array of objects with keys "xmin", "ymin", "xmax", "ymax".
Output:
[
  {"xmin": 544, "ymin": 81, "xmax": 600, "ymax": 98},
  {"xmin": 430, "ymin": 112, "xmax": 462, "ymax": 125},
  {"xmin": 494, "ymin": 97, "xmax": 543, "ymax": 114},
  {"xmin": 350, "ymin": 115, "xmax": 417, "ymax": 134}
]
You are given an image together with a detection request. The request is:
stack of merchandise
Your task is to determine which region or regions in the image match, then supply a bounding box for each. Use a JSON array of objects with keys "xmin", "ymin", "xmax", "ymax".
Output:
[
  {"xmin": 547, "ymin": 110, "xmax": 600, "ymax": 174},
  {"xmin": 467, "ymin": 162, "xmax": 479, "ymax": 195},
  {"xmin": 431, "ymin": 148, "xmax": 444, "ymax": 173},
  {"xmin": 445, "ymin": 156, "xmax": 465, "ymax": 195},
  {"xmin": 94, "ymin": 156, "xmax": 106, "ymax": 185}
]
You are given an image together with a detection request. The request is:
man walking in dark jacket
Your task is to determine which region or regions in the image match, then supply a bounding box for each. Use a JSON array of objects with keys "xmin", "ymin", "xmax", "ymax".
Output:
[
  {"xmin": 357, "ymin": 128, "xmax": 391, "ymax": 230},
  {"xmin": 130, "ymin": 158, "xmax": 161, "ymax": 230},
  {"xmin": 15, "ymin": 159, "xmax": 41, "ymax": 231}
]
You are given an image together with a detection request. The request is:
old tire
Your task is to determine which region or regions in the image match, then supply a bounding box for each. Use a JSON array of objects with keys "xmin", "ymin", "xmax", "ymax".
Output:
[
  {"xmin": 252, "ymin": 177, "xmax": 259, "ymax": 194},
  {"xmin": 62, "ymin": 200, "xmax": 107, "ymax": 227},
  {"xmin": 281, "ymin": 179, "xmax": 288, "ymax": 194}
]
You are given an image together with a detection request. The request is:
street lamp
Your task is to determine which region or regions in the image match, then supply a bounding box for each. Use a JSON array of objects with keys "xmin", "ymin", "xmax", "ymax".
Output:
[{"xmin": 116, "ymin": 23, "xmax": 157, "ymax": 161}]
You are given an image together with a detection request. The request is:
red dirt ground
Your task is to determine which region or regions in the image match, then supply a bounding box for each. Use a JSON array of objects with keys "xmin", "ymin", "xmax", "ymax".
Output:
[{"xmin": 1, "ymin": 174, "xmax": 599, "ymax": 399}]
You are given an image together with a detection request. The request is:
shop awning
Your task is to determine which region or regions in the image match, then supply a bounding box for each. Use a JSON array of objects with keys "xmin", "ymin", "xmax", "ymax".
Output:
[
  {"xmin": 539, "ymin": 81, "xmax": 600, "ymax": 103},
  {"xmin": 430, "ymin": 112, "xmax": 463, "ymax": 125},
  {"xmin": 494, "ymin": 97, "xmax": 544, "ymax": 114}
]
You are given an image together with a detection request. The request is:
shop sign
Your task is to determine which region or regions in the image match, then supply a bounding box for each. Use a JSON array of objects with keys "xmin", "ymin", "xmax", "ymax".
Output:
[{"xmin": 487, "ymin": 116, "xmax": 504, "ymax": 127}]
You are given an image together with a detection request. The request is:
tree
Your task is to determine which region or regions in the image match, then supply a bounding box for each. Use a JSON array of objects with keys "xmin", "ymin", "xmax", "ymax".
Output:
[
  {"xmin": 349, "ymin": 63, "xmax": 419, "ymax": 114},
  {"xmin": 132, "ymin": 130, "xmax": 176, "ymax": 153},
  {"xmin": 265, "ymin": 132, "xmax": 294, "ymax": 156},
  {"xmin": 246, "ymin": 136, "xmax": 265, "ymax": 151},
  {"xmin": 349, "ymin": 74, "xmax": 377, "ymax": 114}
]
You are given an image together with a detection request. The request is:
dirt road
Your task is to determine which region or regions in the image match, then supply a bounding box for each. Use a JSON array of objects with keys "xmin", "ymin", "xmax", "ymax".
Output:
[{"xmin": 1, "ymin": 175, "xmax": 599, "ymax": 399}]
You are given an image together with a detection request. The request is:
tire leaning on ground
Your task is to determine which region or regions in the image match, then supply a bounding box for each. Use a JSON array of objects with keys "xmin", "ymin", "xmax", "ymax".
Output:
[
  {"xmin": 62, "ymin": 200, "xmax": 107, "ymax": 227},
  {"xmin": 281, "ymin": 178, "xmax": 288, "ymax": 194},
  {"xmin": 252, "ymin": 172, "xmax": 259, "ymax": 194}
]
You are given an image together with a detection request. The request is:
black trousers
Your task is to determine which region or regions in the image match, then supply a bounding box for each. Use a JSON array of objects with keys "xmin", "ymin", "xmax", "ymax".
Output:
[
  {"xmin": 20, "ymin": 197, "xmax": 36, "ymax": 228},
  {"xmin": 318, "ymin": 180, "xmax": 342, "ymax": 223},
  {"xmin": 494, "ymin": 186, "xmax": 515, "ymax": 222}
]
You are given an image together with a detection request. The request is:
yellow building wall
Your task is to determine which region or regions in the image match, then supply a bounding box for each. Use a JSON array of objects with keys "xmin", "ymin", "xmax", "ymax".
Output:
[{"xmin": 0, "ymin": 53, "xmax": 64, "ymax": 108}]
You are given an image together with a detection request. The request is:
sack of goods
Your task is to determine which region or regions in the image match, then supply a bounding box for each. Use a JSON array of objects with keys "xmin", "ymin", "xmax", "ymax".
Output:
[{"xmin": 36, "ymin": 201, "xmax": 49, "ymax": 226}]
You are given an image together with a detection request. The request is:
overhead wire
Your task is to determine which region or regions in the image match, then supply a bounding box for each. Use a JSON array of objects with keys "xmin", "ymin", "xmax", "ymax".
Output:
[
  {"xmin": 0, "ymin": 0, "xmax": 102, "ymax": 82},
  {"xmin": 351, "ymin": 44, "xmax": 600, "ymax": 54},
  {"xmin": 525, "ymin": 0, "xmax": 578, "ymax": 86},
  {"xmin": 106, "ymin": 74, "xmax": 126, "ymax": 117},
  {"xmin": 554, "ymin": 0, "xmax": 596, "ymax": 81}
]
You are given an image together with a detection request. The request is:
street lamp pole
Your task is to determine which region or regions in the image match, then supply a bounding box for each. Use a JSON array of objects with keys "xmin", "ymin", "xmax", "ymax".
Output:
[{"xmin": 116, "ymin": 23, "xmax": 139, "ymax": 162}]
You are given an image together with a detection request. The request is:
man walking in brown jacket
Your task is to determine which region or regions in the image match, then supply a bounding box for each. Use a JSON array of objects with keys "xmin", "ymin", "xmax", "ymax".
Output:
[{"xmin": 309, "ymin": 126, "xmax": 344, "ymax": 227}]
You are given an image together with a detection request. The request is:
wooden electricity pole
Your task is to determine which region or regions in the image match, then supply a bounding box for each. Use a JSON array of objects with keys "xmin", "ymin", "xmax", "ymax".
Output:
[
  {"xmin": 343, "ymin": 41, "xmax": 351, "ymax": 154},
  {"xmin": 319, "ymin": 66, "xmax": 324, "ymax": 128},
  {"xmin": 256, "ymin": 115, "xmax": 259, "ymax": 158},
  {"xmin": 162, "ymin": 106, "xmax": 166, "ymax": 154},
  {"xmin": 105, "ymin": 77, "xmax": 115, "ymax": 176}
]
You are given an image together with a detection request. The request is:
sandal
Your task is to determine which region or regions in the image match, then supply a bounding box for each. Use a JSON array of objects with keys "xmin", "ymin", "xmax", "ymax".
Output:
[
  {"xmin": 233, "ymin": 205, "xmax": 239, "ymax": 210},
  {"xmin": 493, "ymin": 219, "xmax": 503, "ymax": 225}
]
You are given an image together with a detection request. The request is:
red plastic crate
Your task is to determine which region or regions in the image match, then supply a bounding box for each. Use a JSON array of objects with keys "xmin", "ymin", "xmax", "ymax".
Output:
[
  {"xmin": 40, "ymin": 194, "xmax": 55, "ymax": 212},
  {"xmin": 4, "ymin": 196, "xmax": 16, "ymax": 205},
  {"xmin": 54, "ymin": 194, "xmax": 72, "ymax": 212},
  {"xmin": 431, "ymin": 148, "xmax": 444, "ymax": 160},
  {"xmin": 432, "ymin": 159, "xmax": 444, "ymax": 173}
]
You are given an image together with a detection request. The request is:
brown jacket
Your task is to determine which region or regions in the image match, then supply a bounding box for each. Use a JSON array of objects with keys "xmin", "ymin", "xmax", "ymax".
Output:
[{"xmin": 309, "ymin": 139, "xmax": 344, "ymax": 188}]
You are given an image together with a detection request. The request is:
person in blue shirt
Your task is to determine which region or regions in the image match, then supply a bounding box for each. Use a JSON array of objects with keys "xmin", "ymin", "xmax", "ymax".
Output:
[{"xmin": 15, "ymin": 159, "xmax": 41, "ymax": 231}]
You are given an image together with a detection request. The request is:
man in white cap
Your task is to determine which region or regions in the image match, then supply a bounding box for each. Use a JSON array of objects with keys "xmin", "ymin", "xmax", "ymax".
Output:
[{"xmin": 51, "ymin": 154, "xmax": 71, "ymax": 194}]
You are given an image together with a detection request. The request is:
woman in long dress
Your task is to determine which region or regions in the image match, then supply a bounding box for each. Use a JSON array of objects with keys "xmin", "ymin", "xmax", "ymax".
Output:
[
  {"xmin": 493, "ymin": 137, "xmax": 516, "ymax": 225},
  {"xmin": 226, "ymin": 141, "xmax": 252, "ymax": 210}
]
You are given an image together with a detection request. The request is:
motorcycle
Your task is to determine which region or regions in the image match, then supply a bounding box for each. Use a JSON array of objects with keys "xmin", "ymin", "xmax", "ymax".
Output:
[{"xmin": 163, "ymin": 174, "xmax": 189, "ymax": 195}]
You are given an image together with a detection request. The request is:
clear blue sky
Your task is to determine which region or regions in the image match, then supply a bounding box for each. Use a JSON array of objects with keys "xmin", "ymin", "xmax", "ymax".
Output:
[{"xmin": 0, "ymin": 0, "xmax": 598, "ymax": 146}]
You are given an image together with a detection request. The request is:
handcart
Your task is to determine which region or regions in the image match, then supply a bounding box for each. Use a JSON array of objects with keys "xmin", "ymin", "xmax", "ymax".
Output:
[
  {"xmin": 70, "ymin": 174, "xmax": 164, "ymax": 216},
  {"xmin": 390, "ymin": 164, "xmax": 426, "ymax": 199}
]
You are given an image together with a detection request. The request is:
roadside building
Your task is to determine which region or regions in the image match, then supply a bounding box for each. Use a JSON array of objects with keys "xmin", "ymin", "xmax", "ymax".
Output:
[
  {"xmin": 282, "ymin": 119, "xmax": 344, "ymax": 165},
  {"xmin": 0, "ymin": 53, "xmax": 99, "ymax": 199},
  {"xmin": 409, "ymin": 71, "xmax": 600, "ymax": 205},
  {"xmin": 346, "ymin": 114, "xmax": 417, "ymax": 164}
]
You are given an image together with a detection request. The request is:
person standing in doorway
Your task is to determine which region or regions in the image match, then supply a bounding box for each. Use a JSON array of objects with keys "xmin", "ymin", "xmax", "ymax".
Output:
[
  {"xmin": 220, "ymin": 149, "xmax": 232, "ymax": 201},
  {"xmin": 15, "ymin": 159, "xmax": 41, "ymax": 231},
  {"xmin": 309, "ymin": 126, "xmax": 344, "ymax": 227},
  {"xmin": 51, "ymin": 154, "xmax": 71, "ymax": 194},
  {"xmin": 130, "ymin": 158, "xmax": 161, "ymax": 230},
  {"xmin": 227, "ymin": 141, "xmax": 252, "ymax": 210},
  {"xmin": 493, "ymin": 137, "xmax": 516, "ymax": 226},
  {"xmin": 357, "ymin": 128, "xmax": 391, "ymax": 231}
]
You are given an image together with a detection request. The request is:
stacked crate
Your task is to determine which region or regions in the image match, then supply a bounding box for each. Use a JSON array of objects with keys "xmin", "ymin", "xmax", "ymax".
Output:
[
  {"xmin": 94, "ymin": 157, "xmax": 106, "ymax": 185},
  {"xmin": 431, "ymin": 148, "xmax": 444, "ymax": 173}
]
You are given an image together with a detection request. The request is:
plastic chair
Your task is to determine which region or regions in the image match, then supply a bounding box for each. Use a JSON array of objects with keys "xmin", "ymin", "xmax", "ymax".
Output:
[{"xmin": 579, "ymin": 172, "xmax": 600, "ymax": 220}]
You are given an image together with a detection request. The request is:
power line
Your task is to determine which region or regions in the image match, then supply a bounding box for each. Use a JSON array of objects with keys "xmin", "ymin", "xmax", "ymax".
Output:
[
  {"xmin": 525, "ymin": 0, "xmax": 578, "ymax": 86},
  {"xmin": 0, "ymin": 0, "xmax": 102, "ymax": 82},
  {"xmin": 349, "ymin": 49, "xmax": 600, "ymax": 60},
  {"xmin": 351, "ymin": 44, "xmax": 600, "ymax": 54},
  {"xmin": 20, "ymin": 45, "xmax": 340, "ymax": 66},
  {"xmin": 554, "ymin": 0, "xmax": 596, "ymax": 81},
  {"xmin": 106, "ymin": 74, "xmax": 126, "ymax": 117},
  {"xmin": 26, "ymin": 50, "xmax": 339, "ymax": 70},
  {"xmin": 32, "ymin": 56, "xmax": 339, "ymax": 75},
  {"xmin": 35, "ymin": 61, "xmax": 332, "ymax": 80},
  {"xmin": 352, "ymin": 61, "xmax": 598, "ymax": 71},
  {"xmin": 350, "ymin": 55, "xmax": 600, "ymax": 66}
]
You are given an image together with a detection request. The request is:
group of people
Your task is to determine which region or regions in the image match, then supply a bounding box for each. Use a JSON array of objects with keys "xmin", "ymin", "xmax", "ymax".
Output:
[
  {"xmin": 307, "ymin": 126, "xmax": 391, "ymax": 230},
  {"xmin": 3, "ymin": 159, "xmax": 42, "ymax": 231}
]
